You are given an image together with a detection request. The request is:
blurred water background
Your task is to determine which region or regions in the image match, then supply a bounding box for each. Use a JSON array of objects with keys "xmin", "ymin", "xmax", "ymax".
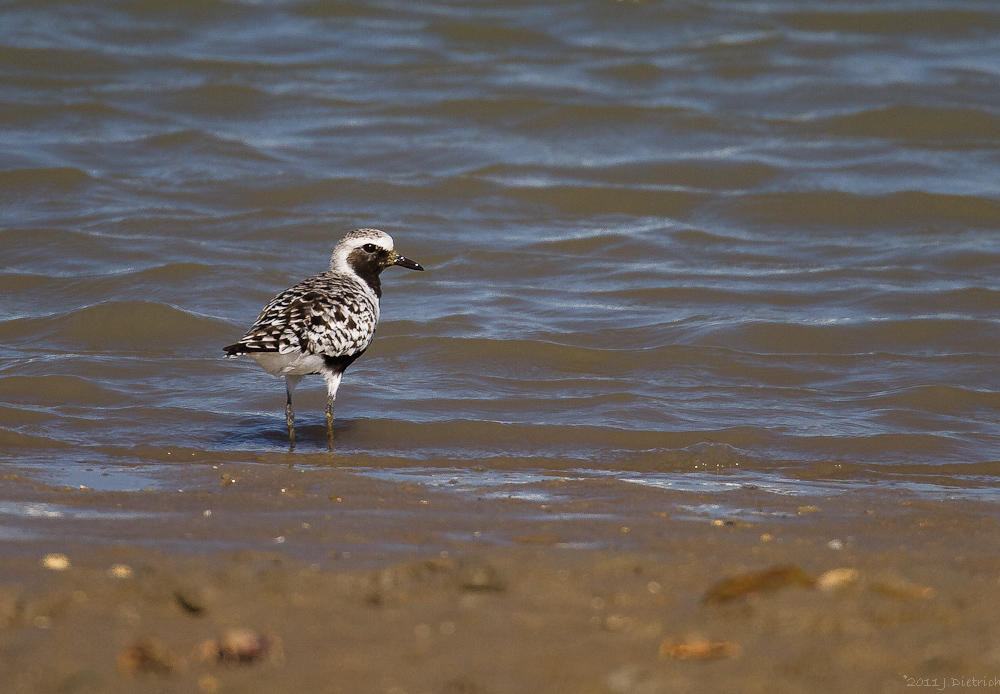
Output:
[{"xmin": 3, "ymin": 0, "xmax": 1000, "ymax": 499}]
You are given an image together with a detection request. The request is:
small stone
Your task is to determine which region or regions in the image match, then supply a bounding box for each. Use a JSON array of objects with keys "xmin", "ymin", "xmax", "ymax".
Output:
[
  {"xmin": 197, "ymin": 628, "xmax": 283, "ymax": 665},
  {"xmin": 118, "ymin": 638, "xmax": 182, "ymax": 676},
  {"xmin": 42, "ymin": 554, "xmax": 70, "ymax": 571},
  {"xmin": 703, "ymin": 565, "xmax": 815, "ymax": 604},
  {"xmin": 817, "ymin": 568, "xmax": 858, "ymax": 591},
  {"xmin": 869, "ymin": 577, "xmax": 935, "ymax": 600},
  {"xmin": 604, "ymin": 614, "xmax": 634, "ymax": 632},
  {"xmin": 511, "ymin": 534, "xmax": 562, "ymax": 545},
  {"xmin": 660, "ymin": 637, "xmax": 741, "ymax": 660},
  {"xmin": 107, "ymin": 564, "xmax": 134, "ymax": 579},
  {"xmin": 459, "ymin": 560, "xmax": 506, "ymax": 592},
  {"xmin": 174, "ymin": 588, "xmax": 207, "ymax": 616}
]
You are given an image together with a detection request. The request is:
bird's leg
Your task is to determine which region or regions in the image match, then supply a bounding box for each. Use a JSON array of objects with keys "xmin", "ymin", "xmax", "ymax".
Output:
[
  {"xmin": 322, "ymin": 371, "xmax": 343, "ymax": 454},
  {"xmin": 326, "ymin": 397, "xmax": 334, "ymax": 452},
  {"xmin": 286, "ymin": 396, "xmax": 295, "ymax": 452},
  {"xmin": 284, "ymin": 375, "xmax": 303, "ymax": 452}
]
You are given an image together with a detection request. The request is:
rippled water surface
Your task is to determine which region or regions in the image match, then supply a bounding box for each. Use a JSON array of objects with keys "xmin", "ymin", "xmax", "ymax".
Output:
[{"xmin": 3, "ymin": 0, "xmax": 1000, "ymax": 497}]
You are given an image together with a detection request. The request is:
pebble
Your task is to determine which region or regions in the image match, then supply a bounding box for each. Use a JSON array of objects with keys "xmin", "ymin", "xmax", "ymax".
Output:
[{"xmin": 42, "ymin": 553, "xmax": 70, "ymax": 571}]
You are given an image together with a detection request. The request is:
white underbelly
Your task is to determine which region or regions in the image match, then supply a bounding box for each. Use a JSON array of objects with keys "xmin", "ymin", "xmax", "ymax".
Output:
[{"xmin": 250, "ymin": 350, "xmax": 327, "ymax": 377}]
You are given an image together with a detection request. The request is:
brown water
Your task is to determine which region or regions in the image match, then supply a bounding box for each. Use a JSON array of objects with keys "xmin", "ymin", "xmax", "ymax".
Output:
[{"xmin": 3, "ymin": 0, "xmax": 1000, "ymax": 504}]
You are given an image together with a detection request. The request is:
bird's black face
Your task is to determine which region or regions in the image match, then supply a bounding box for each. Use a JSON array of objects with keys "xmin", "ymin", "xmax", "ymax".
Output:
[
  {"xmin": 347, "ymin": 242, "xmax": 424, "ymax": 279},
  {"xmin": 353, "ymin": 242, "xmax": 424, "ymax": 272},
  {"xmin": 359, "ymin": 243, "xmax": 391, "ymax": 269}
]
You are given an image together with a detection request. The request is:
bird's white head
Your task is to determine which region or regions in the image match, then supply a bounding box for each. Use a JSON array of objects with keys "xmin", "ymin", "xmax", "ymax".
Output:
[
  {"xmin": 330, "ymin": 228, "xmax": 395, "ymax": 274},
  {"xmin": 329, "ymin": 228, "xmax": 424, "ymax": 295}
]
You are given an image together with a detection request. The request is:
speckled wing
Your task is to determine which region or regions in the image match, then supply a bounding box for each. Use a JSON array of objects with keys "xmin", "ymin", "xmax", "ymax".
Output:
[{"xmin": 226, "ymin": 273, "xmax": 379, "ymax": 358}]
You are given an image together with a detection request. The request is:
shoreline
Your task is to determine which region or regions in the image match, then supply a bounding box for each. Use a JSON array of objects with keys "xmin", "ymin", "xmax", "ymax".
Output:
[{"xmin": 2, "ymin": 462, "xmax": 999, "ymax": 691}]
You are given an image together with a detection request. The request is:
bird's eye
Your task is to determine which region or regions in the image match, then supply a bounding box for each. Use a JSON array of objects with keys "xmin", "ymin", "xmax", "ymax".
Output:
[{"xmin": 361, "ymin": 243, "xmax": 377, "ymax": 253}]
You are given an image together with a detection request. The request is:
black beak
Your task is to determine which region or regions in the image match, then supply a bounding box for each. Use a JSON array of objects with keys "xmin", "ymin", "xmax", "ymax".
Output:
[{"xmin": 393, "ymin": 254, "xmax": 424, "ymax": 271}]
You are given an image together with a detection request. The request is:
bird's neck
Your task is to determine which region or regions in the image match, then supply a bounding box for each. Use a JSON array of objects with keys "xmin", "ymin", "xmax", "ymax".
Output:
[
  {"xmin": 354, "ymin": 267, "xmax": 382, "ymax": 298},
  {"xmin": 332, "ymin": 255, "xmax": 383, "ymax": 299}
]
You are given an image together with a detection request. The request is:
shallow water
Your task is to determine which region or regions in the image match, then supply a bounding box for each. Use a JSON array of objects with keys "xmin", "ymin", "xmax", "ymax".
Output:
[{"xmin": 3, "ymin": 0, "xmax": 1000, "ymax": 500}]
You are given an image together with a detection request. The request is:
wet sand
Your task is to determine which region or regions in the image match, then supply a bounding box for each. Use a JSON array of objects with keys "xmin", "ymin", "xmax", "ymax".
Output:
[{"xmin": 2, "ymin": 463, "xmax": 998, "ymax": 693}]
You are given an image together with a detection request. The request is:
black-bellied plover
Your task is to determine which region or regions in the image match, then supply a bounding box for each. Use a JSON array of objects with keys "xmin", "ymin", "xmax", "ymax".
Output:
[{"xmin": 224, "ymin": 228, "xmax": 424, "ymax": 451}]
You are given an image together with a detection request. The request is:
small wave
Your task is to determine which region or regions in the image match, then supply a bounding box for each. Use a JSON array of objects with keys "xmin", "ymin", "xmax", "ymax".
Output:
[
  {"xmin": 614, "ymin": 442, "xmax": 762, "ymax": 472},
  {"xmin": 83, "ymin": 263, "xmax": 219, "ymax": 298},
  {"xmin": 866, "ymin": 385, "xmax": 1000, "ymax": 415},
  {"xmin": 778, "ymin": 8, "xmax": 1000, "ymax": 35},
  {"xmin": 373, "ymin": 335, "xmax": 643, "ymax": 376},
  {"xmin": 0, "ymin": 428, "xmax": 70, "ymax": 450},
  {"xmin": 0, "ymin": 167, "xmax": 90, "ymax": 189},
  {"xmin": 430, "ymin": 20, "xmax": 552, "ymax": 46},
  {"xmin": 470, "ymin": 159, "xmax": 780, "ymax": 192},
  {"xmin": 2, "ymin": 263, "xmax": 217, "ymax": 300},
  {"xmin": 0, "ymin": 375, "xmax": 130, "ymax": 408},
  {"xmin": 0, "ymin": 272, "xmax": 56, "ymax": 293},
  {"xmin": 523, "ymin": 230, "xmax": 652, "ymax": 256},
  {"xmin": 2, "ymin": 227, "xmax": 121, "ymax": 276},
  {"xmin": 434, "ymin": 98, "xmax": 716, "ymax": 132},
  {"xmin": 861, "ymin": 459, "xmax": 1000, "ymax": 480},
  {"xmin": 328, "ymin": 418, "xmax": 772, "ymax": 458},
  {"xmin": 591, "ymin": 285, "xmax": 835, "ymax": 308},
  {"xmin": 856, "ymin": 286, "xmax": 1000, "ymax": 316},
  {"xmin": 225, "ymin": 177, "xmax": 422, "ymax": 210},
  {"xmin": 0, "ymin": 100, "xmax": 123, "ymax": 130},
  {"xmin": 169, "ymin": 83, "xmax": 274, "ymax": 116},
  {"xmin": 140, "ymin": 129, "xmax": 280, "ymax": 163},
  {"xmin": 796, "ymin": 432, "xmax": 964, "ymax": 458},
  {"xmin": 704, "ymin": 317, "xmax": 1000, "ymax": 355},
  {"xmin": 818, "ymin": 105, "xmax": 1000, "ymax": 142},
  {"xmin": 724, "ymin": 190, "xmax": 1000, "ymax": 229},
  {"xmin": 504, "ymin": 184, "xmax": 708, "ymax": 217},
  {"xmin": 0, "ymin": 46, "xmax": 126, "ymax": 75},
  {"xmin": 294, "ymin": 1, "xmax": 382, "ymax": 19},
  {"xmin": 0, "ymin": 301, "xmax": 228, "ymax": 352}
]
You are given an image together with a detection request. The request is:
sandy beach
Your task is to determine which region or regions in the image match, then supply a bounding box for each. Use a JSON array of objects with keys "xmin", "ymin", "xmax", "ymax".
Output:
[{"xmin": 2, "ymin": 462, "xmax": 998, "ymax": 693}]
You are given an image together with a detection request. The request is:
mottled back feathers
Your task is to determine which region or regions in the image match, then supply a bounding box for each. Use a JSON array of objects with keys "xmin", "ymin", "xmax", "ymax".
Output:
[{"xmin": 224, "ymin": 272, "xmax": 379, "ymax": 361}]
